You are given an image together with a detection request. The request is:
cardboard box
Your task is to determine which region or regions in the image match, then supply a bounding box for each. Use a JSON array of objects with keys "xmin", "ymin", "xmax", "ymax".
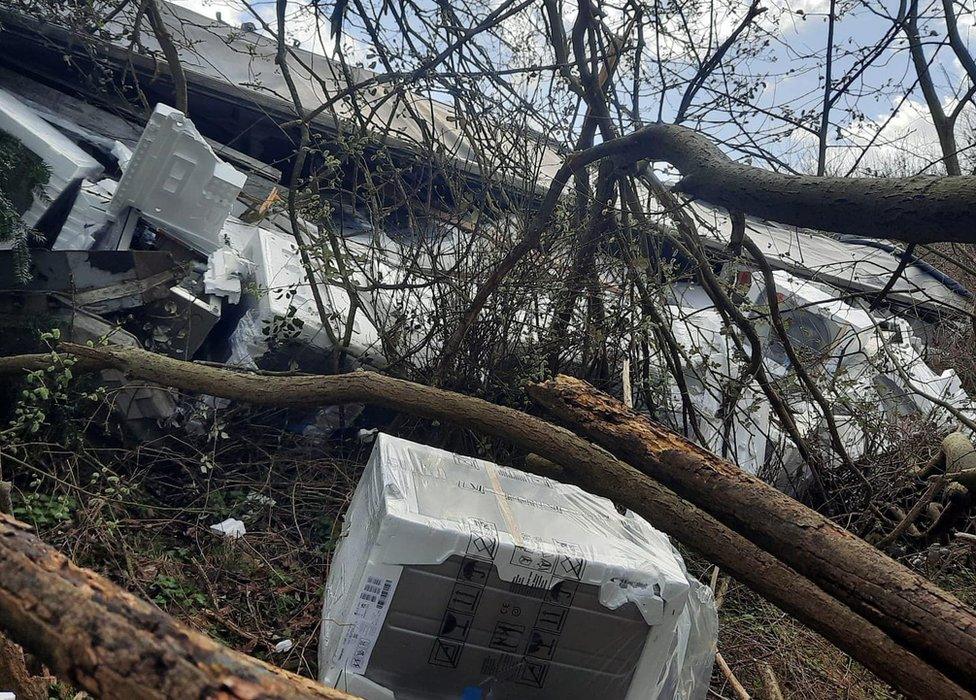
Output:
[{"xmin": 319, "ymin": 434, "xmax": 716, "ymax": 699}]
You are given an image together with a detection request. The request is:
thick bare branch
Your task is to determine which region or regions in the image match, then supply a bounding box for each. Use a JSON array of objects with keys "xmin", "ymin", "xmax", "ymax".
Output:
[
  {"xmin": 527, "ymin": 374, "xmax": 976, "ymax": 691},
  {"xmin": 0, "ymin": 513, "xmax": 355, "ymax": 699}
]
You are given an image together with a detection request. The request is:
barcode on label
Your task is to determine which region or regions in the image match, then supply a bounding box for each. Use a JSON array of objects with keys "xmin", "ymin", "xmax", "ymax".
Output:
[
  {"xmin": 378, "ymin": 580, "xmax": 392, "ymax": 609},
  {"xmin": 360, "ymin": 576, "xmax": 385, "ymax": 605},
  {"xmin": 342, "ymin": 574, "xmax": 399, "ymax": 674}
]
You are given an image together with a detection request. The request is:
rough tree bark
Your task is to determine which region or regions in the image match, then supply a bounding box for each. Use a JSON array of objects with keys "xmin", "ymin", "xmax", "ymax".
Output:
[
  {"xmin": 0, "ymin": 513, "xmax": 355, "ymax": 700},
  {"xmin": 532, "ymin": 123, "xmax": 976, "ymax": 245},
  {"xmin": 526, "ymin": 374, "xmax": 976, "ymax": 692},
  {"xmin": 438, "ymin": 121, "xmax": 976, "ymax": 372},
  {"xmin": 0, "ymin": 343, "xmax": 970, "ymax": 698}
]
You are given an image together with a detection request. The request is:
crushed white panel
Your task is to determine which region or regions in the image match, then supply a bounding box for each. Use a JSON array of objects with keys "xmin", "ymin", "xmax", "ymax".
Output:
[
  {"xmin": 112, "ymin": 141, "xmax": 132, "ymax": 170},
  {"xmin": 205, "ymin": 247, "xmax": 245, "ymax": 304},
  {"xmin": 664, "ymin": 300, "xmax": 770, "ymax": 475},
  {"xmin": 108, "ymin": 103, "xmax": 246, "ymax": 254},
  {"xmin": 687, "ymin": 201, "xmax": 969, "ymax": 313},
  {"xmin": 245, "ymin": 227, "xmax": 382, "ymax": 362},
  {"xmin": 100, "ymin": 2, "xmax": 562, "ymax": 195},
  {"xmin": 53, "ymin": 179, "xmax": 116, "ymax": 250},
  {"xmin": 873, "ymin": 330, "xmax": 976, "ymax": 426},
  {"xmin": 319, "ymin": 433, "xmax": 716, "ymax": 700},
  {"xmin": 765, "ymin": 271, "xmax": 877, "ymax": 372},
  {"xmin": 0, "ymin": 86, "xmax": 103, "ymax": 226}
]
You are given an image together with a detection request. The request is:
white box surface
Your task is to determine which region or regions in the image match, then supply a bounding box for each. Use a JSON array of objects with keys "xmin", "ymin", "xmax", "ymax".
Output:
[{"xmin": 319, "ymin": 434, "xmax": 716, "ymax": 699}]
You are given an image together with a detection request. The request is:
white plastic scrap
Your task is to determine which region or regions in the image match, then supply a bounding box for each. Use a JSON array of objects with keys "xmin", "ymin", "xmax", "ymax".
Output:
[
  {"xmin": 204, "ymin": 247, "xmax": 245, "ymax": 304},
  {"xmin": 356, "ymin": 428, "xmax": 378, "ymax": 443},
  {"xmin": 209, "ymin": 517, "xmax": 246, "ymax": 539},
  {"xmin": 111, "ymin": 140, "xmax": 133, "ymax": 170},
  {"xmin": 0, "ymin": 87, "xmax": 103, "ymax": 228},
  {"xmin": 274, "ymin": 639, "xmax": 294, "ymax": 653},
  {"xmin": 245, "ymin": 227, "xmax": 381, "ymax": 359},
  {"xmin": 108, "ymin": 103, "xmax": 246, "ymax": 254}
]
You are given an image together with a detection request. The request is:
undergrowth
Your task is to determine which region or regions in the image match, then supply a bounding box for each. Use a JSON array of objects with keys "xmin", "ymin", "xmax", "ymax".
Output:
[{"xmin": 2, "ymin": 337, "xmax": 975, "ymax": 698}]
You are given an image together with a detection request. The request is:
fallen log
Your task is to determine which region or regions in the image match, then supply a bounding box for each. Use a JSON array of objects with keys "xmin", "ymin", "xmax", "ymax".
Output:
[
  {"xmin": 0, "ymin": 513, "xmax": 355, "ymax": 700},
  {"xmin": 526, "ymin": 374, "xmax": 976, "ymax": 692},
  {"xmin": 0, "ymin": 344, "xmax": 969, "ymax": 698}
]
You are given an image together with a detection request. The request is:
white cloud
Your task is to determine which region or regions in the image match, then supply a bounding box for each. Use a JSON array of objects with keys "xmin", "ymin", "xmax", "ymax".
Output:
[{"xmin": 818, "ymin": 96, "xmax": 974, "ymax": 175}]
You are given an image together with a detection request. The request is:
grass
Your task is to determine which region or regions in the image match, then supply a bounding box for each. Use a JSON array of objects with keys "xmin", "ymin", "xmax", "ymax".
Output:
[{"xmin": 713, "ymin": 582, "xmax": 894, "ymax": 699}]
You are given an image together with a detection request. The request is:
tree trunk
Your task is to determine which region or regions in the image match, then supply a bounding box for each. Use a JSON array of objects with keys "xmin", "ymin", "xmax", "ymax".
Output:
[
  {"xmin": 0, "ymin": 513, "xmax": 355, "ymax": 699},
  {"xmin": 0, "ymin": 344, "xmax": 970, "ymax": 698},
  {"xmin": 526, "ymin": 374, "xmax": 976, "ymax": 692},
  {"xmin": 531, "ymin": 123, "xmax": 976, "ymax": 244}
]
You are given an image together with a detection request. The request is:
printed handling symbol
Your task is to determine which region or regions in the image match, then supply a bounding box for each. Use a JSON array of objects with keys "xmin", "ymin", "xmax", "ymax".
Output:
[
  {"xmin": 516, "ymin": 660, "xmax": 550, "ymax": 688},
  {"xmin": 557, "ymin": 555, "xmax": 585, "ymax": 581},
  {"xmin": 428, "ymin": 638, "xmax": 463, "ymax": 668},
  {"xmin": 466, "ymin": 534, "xmax": 498, "ymax": 561}
]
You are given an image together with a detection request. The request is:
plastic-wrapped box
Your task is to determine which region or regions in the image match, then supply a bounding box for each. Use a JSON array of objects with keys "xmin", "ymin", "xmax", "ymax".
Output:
[{"xmin": 319, "ymin": 434, "xmax": 717, "ymax": 699}]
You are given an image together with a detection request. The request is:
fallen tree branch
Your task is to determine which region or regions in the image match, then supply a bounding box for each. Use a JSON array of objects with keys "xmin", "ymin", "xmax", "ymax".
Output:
[
  {"xmin": 759, "ymin": 662, "xmax": 785, "ymax": 700},
  {"xmin": 715, "ymin": 653, "xmax": 751, "ymax": 700},
  {"xmin": 875, "ymin": 474, "xmax": 946, "ymax": 548},
  {"xmin": 531, "ymin": 123, "xmax": 976, "ymax": 245},
  {"xmin": 0, "ymin": 343, "xmax": 969, "ymax": 698},
  {"xmin": 526, "ymin": 374, "xmax": 976, "ymax": 692},
  {"xmin": 0, "ymin": 513, "xmax": 355, "ymax": 699}
]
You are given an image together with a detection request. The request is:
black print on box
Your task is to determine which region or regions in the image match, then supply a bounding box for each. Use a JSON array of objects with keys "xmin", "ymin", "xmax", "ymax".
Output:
[
  {"xmin": 525, "ymin": 629, "xmax": 559, "ymax": 660},
  {"xmin": 547, "ymin": 578, "xmax": 579, "ymax": 607},
  {"xmin": 439, "ymin": 611, "xmax": 475, "ymax": 642},
  {"xmin": 457, "ymin": 557, "xmax": 492, "ymax": 586},
  {"xmin": 465, "ymin": 518, "xmax": 498, "ymax": 562},
  {"xmin": 535, "ymin": 603, "xmax": 568, "ymax": 633},
  {"xmin": 488, "ymin": 621, "xmax": 525, "ymax": 652},
  {"xmin": 465, "ymin": 534, "xmax": 498, "ymax": 561},
  {"xmin": 428, "ymin": 638, "xmax": 463, "ymax": 668},
  {"xmin": 511, "ymin": 546, "xmax": 555, "ymax": 574},
  {"xmin": 516, "ymin": 660, "xmax": 550, "ymax": 688},
  {"xmin": 556, "ymin": 554, "xmax": 586, "ymax": 581},
  {"xmin": 447, "ymin": 583, "xmax": 483, "ymax": 614}
]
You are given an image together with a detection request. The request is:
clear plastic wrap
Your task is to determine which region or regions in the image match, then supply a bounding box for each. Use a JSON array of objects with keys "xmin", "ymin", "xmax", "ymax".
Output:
[{"xmin": 319, "ymin": 433, "xmax": 718, "ymax": 699}]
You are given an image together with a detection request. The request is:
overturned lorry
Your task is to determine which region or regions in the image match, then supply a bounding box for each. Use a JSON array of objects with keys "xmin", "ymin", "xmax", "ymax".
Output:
[{"xmin": 0, "ymin": 22, "xmax": 973, "ymax": 489}]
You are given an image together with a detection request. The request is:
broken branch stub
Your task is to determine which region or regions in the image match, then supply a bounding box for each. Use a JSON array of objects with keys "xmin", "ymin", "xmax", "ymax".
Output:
[
  {"xmin": 0, "ymin": 343, "xmax": 969, "ymax": 698},
  {"xmin": 526, "ymin": 374, "xmax": 976, "ymax": 692},
  {"xmin": 0, "ymin": 514, "xmax": 356, "ymax": 700}
]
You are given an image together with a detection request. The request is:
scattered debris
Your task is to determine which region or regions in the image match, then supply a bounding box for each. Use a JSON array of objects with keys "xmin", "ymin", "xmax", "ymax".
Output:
[
  {"xmin": 0, "ymin": 86, "xmax": 102, "ymax": 232},
  {"xmin": 204, "ymin": 247, "xmax": 245, "ymax": 304},
  {"xmin": 107, "ymin": 103, "xmax": 246, "ymax": 255},
  {"xmin": 274, "ymin": 639, "xmax": 294, "ymax": 653},
  {"xmin": 209, "ymin": 518, "xmax": 246, "ymax": 539}
]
